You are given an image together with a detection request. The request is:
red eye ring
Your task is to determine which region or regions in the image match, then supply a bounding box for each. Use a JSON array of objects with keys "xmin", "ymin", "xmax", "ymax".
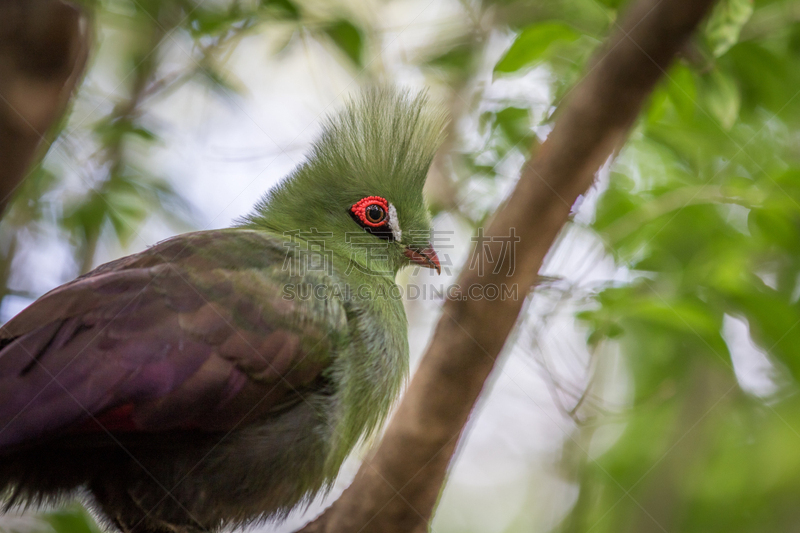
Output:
[{"xmin": 351, "ymin": 196, "xmax": 389, "ymax": 227}]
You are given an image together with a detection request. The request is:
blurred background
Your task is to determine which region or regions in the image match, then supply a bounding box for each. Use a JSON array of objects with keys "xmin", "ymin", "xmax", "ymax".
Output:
[{"xmin": 3, "ymin": 0, "xmax": 800, "ymax": 532}]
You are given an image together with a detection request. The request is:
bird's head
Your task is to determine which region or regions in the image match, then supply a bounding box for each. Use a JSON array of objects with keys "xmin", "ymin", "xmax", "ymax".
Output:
[{"xmin": 242, "ymin": 88, "xmax": 447, "ymax": 278}]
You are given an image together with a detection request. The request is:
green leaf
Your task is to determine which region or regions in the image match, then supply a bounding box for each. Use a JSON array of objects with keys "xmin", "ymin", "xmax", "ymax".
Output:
[
  {"xmin": 701, "ymin": 68, "xmax": 740, "ymax": 130},
  {"xmin": 706, "ymin": 0, "xmax": 753, "ymax": 57},
  {"xmin": 726, "ymin": 289, "xmax": 800, "ymax": 382},
  {"xmin": 626, "ymin": 298, "xmax": 722, "ymax": 338},
  {"xmin": 93, "ymin": 117, "xmax": 159, "ymax": 146},
  {"xmin": 324, "ymin": 20, "xmax": 364, "ymax": 67},
  {"xmin": 260, "ymin": 0, "xmax": 300, "ymax": 19},
  {"xmin": 494, "ymin": 22, "xmax": 580, "ymax": 74},
  {"xmin": 426, "ymin": 43, "xmax": 475, "ymax": 72},
  {"xmin": 129, "ymin": 126, "xmax": 157, "ymax": 141},
  {"xmin": 728, "ymin": 42, "xmax": 797, "ymax": 115},
  {"xmin": 646, "ymin": 66, "xmax": 699, "ymax": 126},
  {"xmin": 664, "ymin": 64, "xmax": 697, "ymax": 121},
  {"xmin": 187, "ymin": 6, "xmax": 242, "ymax": 37},
  {"xmin": 494, "ymin": 106, "xmax": 533, "ymax": 147},
  {"xmin": 63, "ymin": 192, "xmax": 107, "ymax": 239},
  {"xmin": 106, "ymin": 188, "xmax": 148, "ymax": 244}
]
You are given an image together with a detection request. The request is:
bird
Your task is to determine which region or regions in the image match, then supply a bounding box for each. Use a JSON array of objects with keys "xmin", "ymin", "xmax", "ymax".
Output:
[{"xmin": 0, "ymin": 88, "xmax": 446, "ymax": 533}]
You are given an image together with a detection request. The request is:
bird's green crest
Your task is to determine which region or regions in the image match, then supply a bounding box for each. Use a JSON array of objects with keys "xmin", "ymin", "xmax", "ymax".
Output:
[{"xmin": 309, "ymin": 87, "xmax": 447, "ymax": 190}]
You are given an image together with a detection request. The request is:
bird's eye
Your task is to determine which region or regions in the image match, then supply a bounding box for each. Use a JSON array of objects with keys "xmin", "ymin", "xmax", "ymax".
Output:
[
  {"xmin": 350, "ymin": 196, "xmax": 390, "ymax": 228},
  {"xmin": 350, "ymin": 195, "xmax": 395, "ymax": 241},
  {"xmin": 364, "ymin": 204, "xmax": 386, "ymax": 224}
]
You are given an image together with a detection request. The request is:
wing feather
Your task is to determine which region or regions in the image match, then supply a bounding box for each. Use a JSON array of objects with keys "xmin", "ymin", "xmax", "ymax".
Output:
[{"xmin": 0, "ymin": 230, "xmax": 346, "ymax": 451}]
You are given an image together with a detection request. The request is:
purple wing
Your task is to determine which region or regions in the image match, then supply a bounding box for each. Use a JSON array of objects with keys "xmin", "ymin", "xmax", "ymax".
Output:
[{"xmin": 0, "ymin": 230, "xmax": 346, "ymax": 452}]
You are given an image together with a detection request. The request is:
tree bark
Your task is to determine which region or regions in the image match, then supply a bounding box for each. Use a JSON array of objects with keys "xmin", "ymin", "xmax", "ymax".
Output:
[
  {"xmin": 298, "ymin": 0, "xmax": 718, "ymax": 531},
  {"xmin": 0, "ymin": 0, "xmax": 91, "ymax": 215}
]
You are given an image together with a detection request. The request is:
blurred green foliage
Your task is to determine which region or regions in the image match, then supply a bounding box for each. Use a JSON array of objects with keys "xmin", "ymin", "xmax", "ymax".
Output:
[
  {"xmin": 7, "ymin": 0, "xmax": 800, "ymax": 532},
  {"xmin": 537, "ymin": 0, "xmax": 800, "ymax": 531}
]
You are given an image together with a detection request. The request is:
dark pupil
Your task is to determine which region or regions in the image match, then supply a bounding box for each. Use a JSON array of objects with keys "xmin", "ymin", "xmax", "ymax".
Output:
[{"xmin": 365, "ymin": 205, "xmax": 385, "ymax": 223}]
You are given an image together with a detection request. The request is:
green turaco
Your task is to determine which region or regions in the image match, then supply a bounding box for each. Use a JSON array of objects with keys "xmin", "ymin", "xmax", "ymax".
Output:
[{"xmin": 0, "ymin": 88, "xmax": 446, "ymax": 533}]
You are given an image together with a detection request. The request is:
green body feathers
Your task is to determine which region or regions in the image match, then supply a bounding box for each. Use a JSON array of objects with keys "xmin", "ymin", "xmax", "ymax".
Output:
[{"xmin": 241, "ymin": 88, "xmax": 447, "ymax": 475}]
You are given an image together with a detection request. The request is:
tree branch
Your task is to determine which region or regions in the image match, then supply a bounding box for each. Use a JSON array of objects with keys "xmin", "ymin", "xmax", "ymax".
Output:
[
  {"xmin": 299, "ymin": 0, "xmax": 717, "ymax": 531},
  {"xmin": 0, "ymin": 0, "xmax": 91, "ymax": 215}
]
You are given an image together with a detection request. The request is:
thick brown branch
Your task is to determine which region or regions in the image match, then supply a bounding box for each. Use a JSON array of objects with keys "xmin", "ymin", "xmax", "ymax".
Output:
[
  {"xmin": 0, "ymin": 0, "xmax": 91, "ymax": 215},
  {"xmin": 299, "ymin": 0, "xmax": 717, "ymax": 531}
]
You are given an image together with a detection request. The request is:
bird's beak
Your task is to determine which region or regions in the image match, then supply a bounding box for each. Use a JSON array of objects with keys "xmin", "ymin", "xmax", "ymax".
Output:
[{"xmin": 404, "ymin": 244, "xmax": 441, "ymax": 274}]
